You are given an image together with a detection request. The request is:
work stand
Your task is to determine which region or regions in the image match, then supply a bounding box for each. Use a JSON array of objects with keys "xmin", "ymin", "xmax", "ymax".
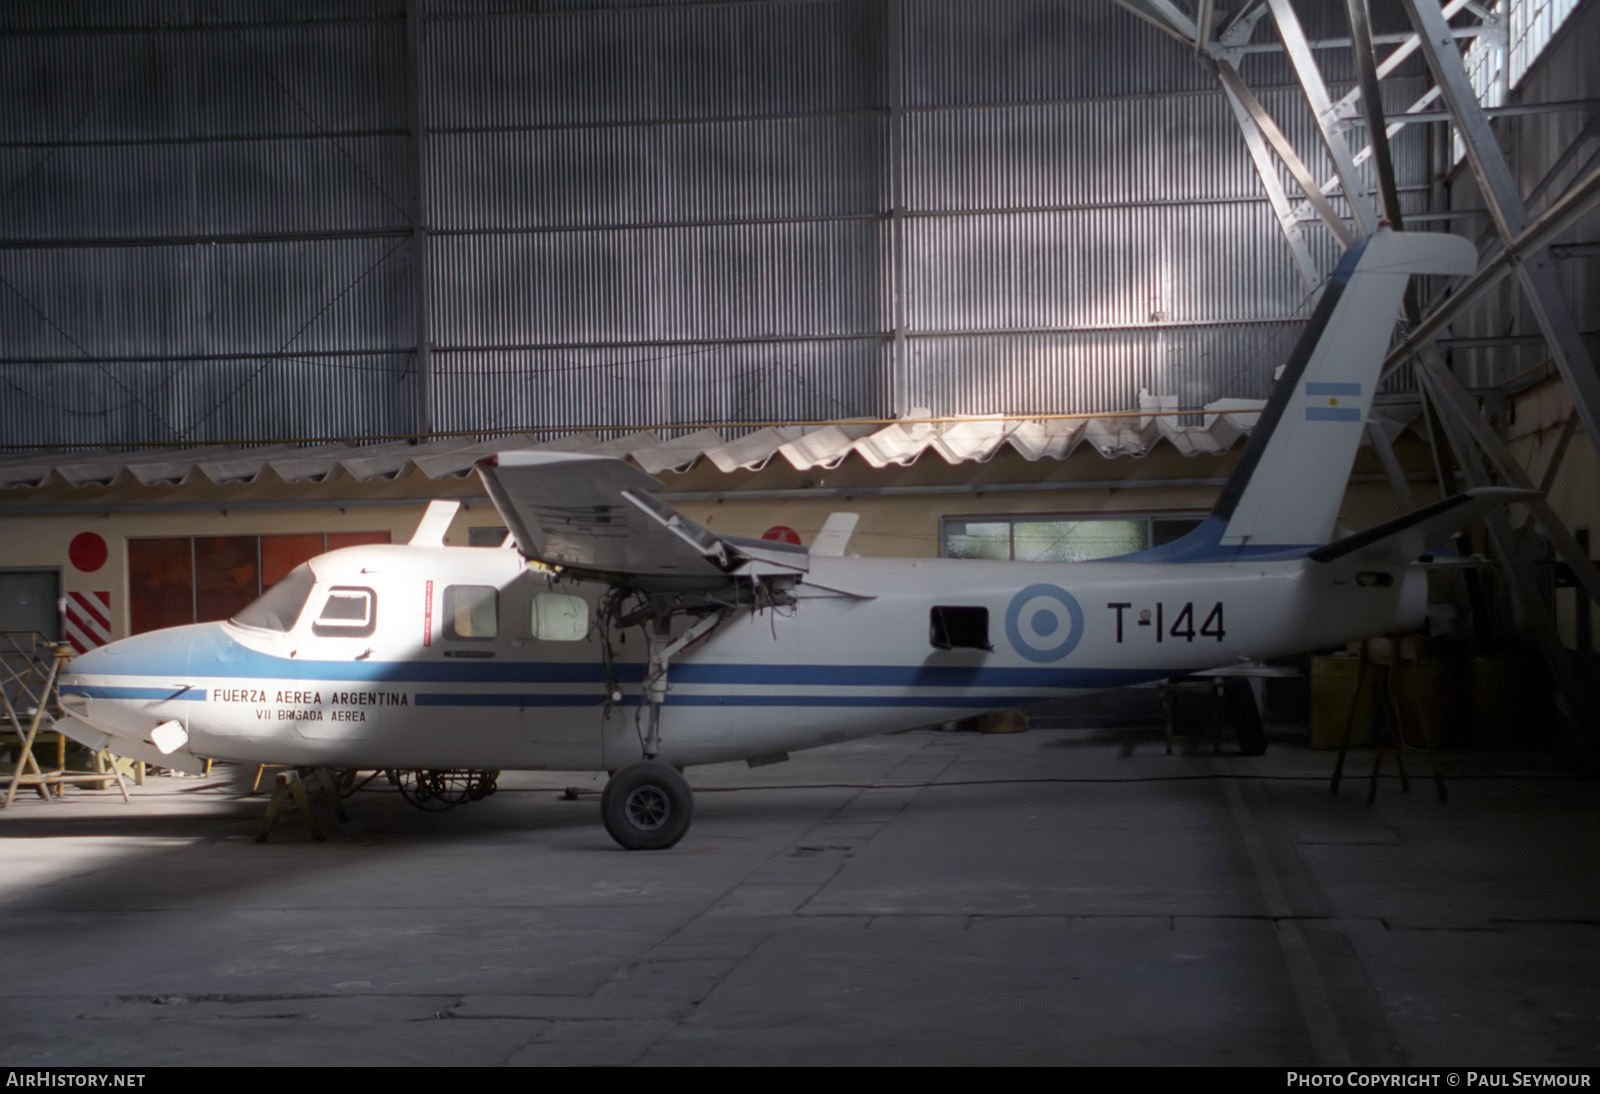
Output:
[
  {"xmin": 1, "ymin": 634, "xmax": 129, "ymax": 808},
  {"xmin": 1329, "ymin": 643, "xmax": 1448, "ymax": 805},
  {"xmin": 255, "ymin": 768, "xmax": 348, "ymax": 842}
]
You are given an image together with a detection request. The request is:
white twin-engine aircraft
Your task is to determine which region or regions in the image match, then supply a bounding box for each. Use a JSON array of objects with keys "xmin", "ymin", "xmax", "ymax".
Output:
[{"xmin": 56, "ymin": 228, "xmax": 1528, "ymax": 849}]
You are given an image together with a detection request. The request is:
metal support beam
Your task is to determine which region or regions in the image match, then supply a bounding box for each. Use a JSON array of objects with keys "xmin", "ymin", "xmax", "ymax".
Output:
[
  {"xmin": 1345, "ymin": 0, "xmax": 1406, "ymax": 226},
  {"xmin": 1418, "ymin": 365, "xmax": 1600, "ymax": 746},
  {"xmin": 404, "ymin": 0, "xmax": 432, "ymax": 439},
  {"xmin": 1285, "ymin": 0, "xmax": 1471, "ymax": 226},
  {"xmin": 1212, "ymin": 60, "xmax": 1356, "ymax": 247},
  {"xmin": 1366, "ymin": 419, "xmax": 1418, "ymax": 511},
  {"xmin": 1383, "ymin": 162, "xmax": 1600, "ymax": 381},
  {"xmin": 1402, "ymin": 0, "xmax": 1600, "ymax": 465},
  {"xmin": 1112, "ymin": 1, "xmax": 1332, "ymax": 280},
  {"xmin": 1520, "ymin": 114, "xmax": 1599, "ymax": 220},
  {"xmin": 1232, "ymin": 25, "xmax": 1489, "ymax": 54},
  {"xmin": 1417, "ymin": 357, "xmax": 1600, "ymax": 613},
  {"xmin": 1536, "ymin": 411, "xmax": 1580, "ymax": 497},
  {"xmin": 1515, "ymin": 411, "xmax": 1580, "ymax": 555},
  {"xmin": 1111, "ymin": 0, "xmax": 1196, "ymax": 46},
  {"xmin": 1195, "ymin": 0, "xmax": 1215, "ymax": 54},
  {"xmin": 1267, "ymin": 0, "xmax": 1378, "ymax": 235},
  {"xmin": 1386, "ymin": 99, "xmax": 1600, "ymax": 124},
  {"xmin": 1216, "ymin": 77, "xmax": 1322, "ymax": 287},
  {"xmin": 1218, "ymin": 1, "xmax": 1269, "ymax": 42},
  {"xmin": 888, "ymin": 0, "xmax": 907, "ymax": 406}
]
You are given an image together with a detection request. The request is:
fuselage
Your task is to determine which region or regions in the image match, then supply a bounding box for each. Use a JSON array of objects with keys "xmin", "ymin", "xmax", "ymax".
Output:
[{"xmin": 56, "ymin": 542, "xmax": 1422, "ymax": 773}]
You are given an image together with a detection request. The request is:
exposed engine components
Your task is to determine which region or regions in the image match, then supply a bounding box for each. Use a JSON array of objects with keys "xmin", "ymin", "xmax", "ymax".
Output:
[{"xmin": 391, "ymin": 768, "xmax": 500, "ymax": 811}]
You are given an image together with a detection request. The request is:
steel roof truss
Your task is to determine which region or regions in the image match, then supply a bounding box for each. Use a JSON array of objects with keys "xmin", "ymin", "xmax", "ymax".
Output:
[
  {"xmin": 1401, "ymin": 0, "xmax": 1600, "ymax": 463},
  {"xmin": 1266, "ymin": 0, "xmax": 1379, "ymax": 235}
]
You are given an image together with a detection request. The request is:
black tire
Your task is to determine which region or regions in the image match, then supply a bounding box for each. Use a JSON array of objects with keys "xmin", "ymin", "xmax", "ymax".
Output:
[
  {"xmin": 1225, "ymin": 677, "xmax": 1268, "ymax": 756},
  {"xmin": 601, "ymin": 761, "xmax": 693, "ymax": 850}
]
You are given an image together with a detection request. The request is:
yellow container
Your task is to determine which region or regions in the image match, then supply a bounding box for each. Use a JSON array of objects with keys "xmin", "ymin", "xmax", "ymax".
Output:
[
  {"xmin": 1310, "ymin": 655, "xmax": 1373, "ymax": 750},
  {"xmin": 1391, "ymin": 657, "xmax": 1461, "ymax": 751},
  {"xmin": 1467, "ymin": 655, "xmax": 1522, "ymax": 748},
  {"xmin": 976, "ymin": 708, "xmax": 1029, "ymax": 734}
]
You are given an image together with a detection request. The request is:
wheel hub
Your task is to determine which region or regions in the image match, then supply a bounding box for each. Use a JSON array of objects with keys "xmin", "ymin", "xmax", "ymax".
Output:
[{"xmin": 624, "ymin": 785, "xmax": 671, "ymax": 830}]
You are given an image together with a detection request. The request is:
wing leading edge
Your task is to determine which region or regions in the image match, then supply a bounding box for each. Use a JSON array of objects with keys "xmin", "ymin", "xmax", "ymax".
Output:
[{"xmin": 477, "ymin": 451, "xmax": 809, "ymax": 587}]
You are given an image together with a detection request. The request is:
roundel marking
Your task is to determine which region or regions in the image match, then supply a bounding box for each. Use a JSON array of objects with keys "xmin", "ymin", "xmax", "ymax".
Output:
[{"xmin": 1005, "ymin": 583, "xmax": 1084, "ymax": 663}]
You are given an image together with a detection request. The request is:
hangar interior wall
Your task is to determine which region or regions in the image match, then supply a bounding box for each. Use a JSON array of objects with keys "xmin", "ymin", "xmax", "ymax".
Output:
[
  {"xmin": 0, "ymin": 0, "xmax": 1432, "ymax": 449},
  {"xmin": 1442, "ymin": 0, "xmax": 1600, "ymax": 654}
]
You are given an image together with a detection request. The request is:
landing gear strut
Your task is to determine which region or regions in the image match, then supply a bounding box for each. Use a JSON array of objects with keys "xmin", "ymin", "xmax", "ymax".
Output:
[
  {"xmin": 598, "ymin": 609, "xmax": 724, "ymax": 849},
  {"xmin": 1224, "ymin": 678, "xmax": 1268, "ymax": 757},
  {"xmin": 601, "ymin": 761, "xmax": 692, "ymax": 850}
]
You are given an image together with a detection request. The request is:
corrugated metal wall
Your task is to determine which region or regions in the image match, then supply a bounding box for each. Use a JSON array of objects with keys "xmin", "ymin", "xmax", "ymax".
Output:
[
  {"xmin": 0, "ymin": 0, "xmax": 1436, "ymax": 448},
  {"xmin": 1444, "ymin": 0, "xmax": 1599, "ymax": 392}
]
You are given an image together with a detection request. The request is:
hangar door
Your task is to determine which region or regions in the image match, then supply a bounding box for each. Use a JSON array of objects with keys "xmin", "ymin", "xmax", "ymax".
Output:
[{"xmin": 0, "ymin": 569, "xmax": 62, "ymax": 711}]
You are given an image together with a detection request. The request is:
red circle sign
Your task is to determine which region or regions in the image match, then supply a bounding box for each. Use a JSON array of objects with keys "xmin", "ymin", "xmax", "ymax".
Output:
[
  {"xmin": 69, "ymin": 532, "xmax": 108, "ymax": 573},
  {"xmin": 761, "ymin": 525, "xmax": 802, "ymax": 545}
]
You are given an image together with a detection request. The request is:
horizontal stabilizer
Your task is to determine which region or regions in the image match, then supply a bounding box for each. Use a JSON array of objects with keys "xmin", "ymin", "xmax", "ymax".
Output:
[{"xmin": 1308, "ymin": 487, "xmax": 1539, "ymax": 566}]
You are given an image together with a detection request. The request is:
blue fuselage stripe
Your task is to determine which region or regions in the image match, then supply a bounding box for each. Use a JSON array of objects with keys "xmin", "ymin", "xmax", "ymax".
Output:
[
  {"xmin": 59, "ymin": 685, "xmax": 208, "ymax": 701},
  {"xmin": 412, "ymin": 688, "xmax": 1143, "ymax": 709},
  {"xmin": 63, "ymin": 633, "xmax": 1161, "ymax": 692}
]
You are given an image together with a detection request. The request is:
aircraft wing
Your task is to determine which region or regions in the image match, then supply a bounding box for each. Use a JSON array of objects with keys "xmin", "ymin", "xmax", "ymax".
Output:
[{"xmin": 477, "ymin": 451, "xmax": 810, "ymax": 585}]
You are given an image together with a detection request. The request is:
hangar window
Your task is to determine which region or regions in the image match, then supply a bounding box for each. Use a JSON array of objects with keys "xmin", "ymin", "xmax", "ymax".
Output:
[
  {"xmin": 313, "ymin": 587, "xmax": 377, "ymax": 638},
  {"xmin": 232, "ymin": 565, "xmax": 315, "ymax": 633},
  {"xmin": 445, "ymin": 585, "xmax": 498, "ymax": 640},
  {"xmin": 941, "ymin": 514, "xmax": 1203, "ymax": 562},
  {"xmin": 930, "ymin": 606, "xmax": 991, "ymax": 651},
  {"xmin": 129, "ymin": 531, "xmax": 391, "ymax": 635},
  {"xmin": 1456, "ymin": 0, "xmax": 1582, "ymax": 162}
]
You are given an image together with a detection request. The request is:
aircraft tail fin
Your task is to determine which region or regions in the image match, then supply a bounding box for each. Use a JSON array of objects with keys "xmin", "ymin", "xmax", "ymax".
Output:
[{"xmin": 1209, "ymin": 228, "xmax": 1475, "ymax": 552}]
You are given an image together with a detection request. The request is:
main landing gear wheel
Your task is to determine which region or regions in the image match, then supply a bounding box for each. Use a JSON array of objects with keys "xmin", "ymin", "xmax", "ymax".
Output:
[{"xmin": 601, "ymin": 762, "xmax": 692, "ymax": 850}]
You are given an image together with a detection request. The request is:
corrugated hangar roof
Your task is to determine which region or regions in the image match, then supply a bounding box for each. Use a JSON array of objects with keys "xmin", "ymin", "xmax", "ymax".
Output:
[{"xmin": 0, "ymin": 398, "xmax": 1419, "ymax": 492}]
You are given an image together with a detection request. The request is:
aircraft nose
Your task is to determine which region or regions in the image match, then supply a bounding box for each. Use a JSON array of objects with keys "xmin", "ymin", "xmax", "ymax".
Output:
[
  {"xmin": 59, "ymin": 641, "xmax": 120, "ymax": 686},
  {"xmin": 60, "ymin": 626, "xmax": 199, "ymax": 685},
  {"xmin": 63, "ymin": 641, "xmax": 117, "ymax": 678}
]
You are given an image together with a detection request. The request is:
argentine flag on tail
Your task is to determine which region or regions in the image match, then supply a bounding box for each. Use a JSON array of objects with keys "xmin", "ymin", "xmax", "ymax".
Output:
[{"xmin": 1305, "ymin": 381, "xmax": 1363, "ymax": 422}]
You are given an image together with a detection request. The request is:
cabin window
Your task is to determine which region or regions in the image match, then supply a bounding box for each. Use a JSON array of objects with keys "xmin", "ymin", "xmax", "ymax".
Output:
[
  {"xmin": 445, "ymin": 585, "xmax": 498, "ymax": 640},
  {"xmin": 312, "ymin": 586, "xmax": 377, "ymax": 638},
  {"xmin": 531, "ymin": 593, "xmax": 588, "ymax": 642},
  {"xmin": 930, "ymin": 606, "xmax": 992, "ymax": 651}
]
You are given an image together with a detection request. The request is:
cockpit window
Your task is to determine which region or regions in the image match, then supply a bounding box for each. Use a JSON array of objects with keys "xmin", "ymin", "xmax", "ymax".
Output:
[
  {"xmin": 313, "ymin": 587, "xmax": 377, "ymax": 638},
  {"xmin": 232, "ymin": 564, "xmax": 315, "ymax": 632}
]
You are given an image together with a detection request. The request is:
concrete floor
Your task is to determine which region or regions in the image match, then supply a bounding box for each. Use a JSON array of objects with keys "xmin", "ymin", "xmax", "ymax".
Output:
[{"xmin": 2, "ymin": 720, "xmax": 1597, "ymax": 1067}]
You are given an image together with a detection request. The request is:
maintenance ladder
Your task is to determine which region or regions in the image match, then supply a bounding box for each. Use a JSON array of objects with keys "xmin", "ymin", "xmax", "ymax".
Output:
[{"xmin": 1, "ymin": 631, "xmax": 129, "ymax": 807}]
